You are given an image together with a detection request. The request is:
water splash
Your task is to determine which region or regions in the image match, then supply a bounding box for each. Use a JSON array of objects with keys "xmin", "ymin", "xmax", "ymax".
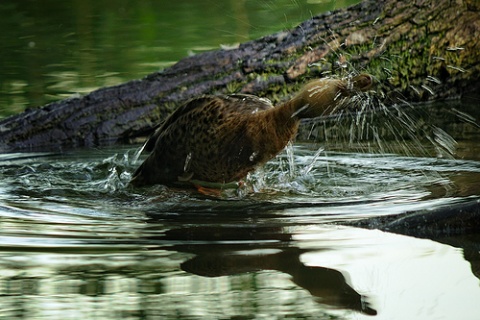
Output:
[
  {"xmin": 87, "ymin": 153, "xmax": 133, "ymax": 192},
  {"xmin": 301, "ymin": 147, "xmax": 325, "ymax": 175},
  {"xmin": 426, "ymin": 76, "xmax": 441, "ymax": 85},
  {"xmin": 446, "ymin": 46, "xmax": 465, "ymax": 51},
  {"xmin": 421, "ymin": 84, "xmax": 435, "ymax": 96},
  {"xmin": 430, "ymin": 126, "xmax": 457, "ymax": 158},
  {"xmin": 240, "ymin": 141, "xmax": 480, "ymax": 201},
  {"xmin": 101, "ymin": 167, "xmax": 127, "ymax": 192},
  {"xmin": 291, "ymin": 103, "xmax": 310, "ymax": 118},
  {"xmin": 285, "ymin": 141, "xmax": 296, "ymax": 178},
  {"xmin": 451, "ymin": 108, "xmax": 480, "ymax": 128},
  {"xmin": 132, "ymin": 142, "xmax": 147, "ymax": 164},
  {"xmin": 299, "ymin": 21, "xmax": 477, "ymax": 166},
  {"xmin": 446, "ymin": 65, "xmax": 466, "ymax": 73},
  {"xmin": 184, "ymin": 152, "xmax": 193, "ymax": 172},
  {"xmin": 249, "ymin": 151, "xmax": 259, "ymax": 162}
]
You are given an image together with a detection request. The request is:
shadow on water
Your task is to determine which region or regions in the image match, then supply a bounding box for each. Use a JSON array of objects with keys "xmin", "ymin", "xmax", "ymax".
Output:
[{"xmin": 148, "ymin": 222, "xmax": 377, "ymax": 315}]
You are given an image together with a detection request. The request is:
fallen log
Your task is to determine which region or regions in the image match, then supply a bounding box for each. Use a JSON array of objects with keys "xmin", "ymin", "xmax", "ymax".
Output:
[
  {"xmin": 0, "ymin": 0, "xmax": 479, "ymax": 151},
  {"xmin": 348, "ymin": 198, "xmax": 480, "ymax": 238}
]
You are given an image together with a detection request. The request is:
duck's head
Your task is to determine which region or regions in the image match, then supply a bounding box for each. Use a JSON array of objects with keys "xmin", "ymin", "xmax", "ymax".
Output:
[{"xmin": 293, "ymin": 73, "xmax": 373, "ymax": 119}]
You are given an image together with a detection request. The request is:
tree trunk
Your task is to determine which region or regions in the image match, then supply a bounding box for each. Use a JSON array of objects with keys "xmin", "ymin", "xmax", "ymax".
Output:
[
  {"xmin": 349, "ymin": 198, "xmax": 480, "ymax": 238},
  {"xmin": 0, "ymin": 0, "xmax": 479, "ymax": 151}
]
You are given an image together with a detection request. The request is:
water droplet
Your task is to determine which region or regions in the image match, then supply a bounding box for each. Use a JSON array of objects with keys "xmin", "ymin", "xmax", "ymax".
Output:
[
  {"xmin": 421, "ymin": 84, "xmax": 435, "ymax": 96},
  {"xmin": 302, "ymin": 147, "xmax": 324, "ymax": 175},
  {"xmin": 291, "ymin": 104, "xmax": 310, "ymax": 118},
  {"xmin": 446, "ymin": 46, "xmax": 464, "ymax": 51},
  {"xmin": 382, "ymin": 67, "xmax": 393, "ymax": 76},
  {"xmin": 426, "ymin": 76, "xmax": 441, "ymax": 84},
  {"xmin": 285, "ymin": 141, "xmax": 296, "ymax": 178},
  {"xmin": 132, "ymin": 142, "xmax": 146, "ymax": 164},
  {"xmin": 451, "ymin": 108, "xmax": 480, "ymax": 128},
  {"xmin": 184, "ymin": 152, "xmax": 192, "ymax": 172},
  {"xmin": 432, "ymin": 126, "xmax": 457, "ymax": 157},
  {"xmin": 447, "ymin": 65, "xmax": 466, "ymax": 73},
  {"xmin": 409, "ymin": 85, "xmax": 421, "ymax": 96},
  {"xmin": 103, "ymin": 167, "xmax": 123, "ymax": 192}
]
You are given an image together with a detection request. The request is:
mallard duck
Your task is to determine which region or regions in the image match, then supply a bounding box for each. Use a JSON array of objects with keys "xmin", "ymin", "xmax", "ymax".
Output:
[{"xmin": 130, "ymin": 74, "xmax": 373, "ymax": 188}]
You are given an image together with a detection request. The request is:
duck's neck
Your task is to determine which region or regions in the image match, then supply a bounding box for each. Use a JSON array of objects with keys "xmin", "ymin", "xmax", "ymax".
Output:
[
  {"xmin": 248, "ymin": 101, "xmax": 300, "ymax": 158},
  {"xmin": 257, "ymin": 75, "xmax": 372, "ymax": 149},
  {"xmin": 249, "ymin": 78, "xmax": 350, "ymax": 156},
  {"xmin": 274, "ymin": 95, "xmax": 306, "ymax": 120},
  {"xmin": 278, "ymin": 78, "xmax": 347, "ymax": 120}
]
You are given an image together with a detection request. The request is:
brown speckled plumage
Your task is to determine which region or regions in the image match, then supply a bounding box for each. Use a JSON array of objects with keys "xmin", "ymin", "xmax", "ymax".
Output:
[{"xmin": 130, "ymin": 74, "xmax": 372, "ymax": 187}]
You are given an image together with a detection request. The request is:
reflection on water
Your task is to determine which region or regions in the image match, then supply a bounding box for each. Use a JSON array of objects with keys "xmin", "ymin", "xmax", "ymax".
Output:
[
  {"xmin": 0, "ymin": 0, "xmax": 360, "ymax": 117},
  {"xmin": 1, "ymin": 143, "xmax": 480, "ymax": 319}
]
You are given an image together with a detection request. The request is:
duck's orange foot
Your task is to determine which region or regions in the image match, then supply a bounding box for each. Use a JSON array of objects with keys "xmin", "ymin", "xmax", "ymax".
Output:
[
  {"xmin": 194, "ymin": 184, "xmax": 223, "ymax": 197},
  {"xmin": 189, "ymin": 179, "xmax": 242, "ymax": 197}
]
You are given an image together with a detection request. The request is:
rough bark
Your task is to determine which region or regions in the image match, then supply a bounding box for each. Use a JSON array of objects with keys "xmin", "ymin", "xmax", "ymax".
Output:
[
  {"xmin": 348, "ymin": 198, "xmax": 480, "ymax": 238},
  {"xmin": 0, "ymin": 0, "xmax": 479, "ymax": 151}
]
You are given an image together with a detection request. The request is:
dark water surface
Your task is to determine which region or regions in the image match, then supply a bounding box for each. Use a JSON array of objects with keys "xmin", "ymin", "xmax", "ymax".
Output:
[
  {"xmin": 2, "ymin": 1, "xmax": 480, "ymax": 319},
  {"xmin": 1, "ymin": 143, "xmax": 480, "ymax": 319}
]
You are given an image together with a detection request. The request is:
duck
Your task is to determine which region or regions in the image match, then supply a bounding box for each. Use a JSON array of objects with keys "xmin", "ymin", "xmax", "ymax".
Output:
[{"xmin": 130, "ymin": 74, "xmax": 373, "ymax": 189}]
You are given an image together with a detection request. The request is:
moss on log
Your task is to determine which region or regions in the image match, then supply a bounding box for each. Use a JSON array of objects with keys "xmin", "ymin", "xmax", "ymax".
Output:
[{"xmin": 0, "ymin": 0, "xmax": 479, "ymax": 151}]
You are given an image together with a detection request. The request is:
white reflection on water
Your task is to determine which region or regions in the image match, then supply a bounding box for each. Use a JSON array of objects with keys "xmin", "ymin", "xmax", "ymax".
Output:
[
  {"xmin": 0, "ymin": 226, "xmax": 479, "ymax": 319},
  {"xmin": 296, "ymin": 225, "xmax": 480, "ymax": 319}
]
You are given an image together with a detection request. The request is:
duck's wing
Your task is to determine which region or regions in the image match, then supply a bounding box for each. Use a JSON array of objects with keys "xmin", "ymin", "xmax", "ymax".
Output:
[
  {"xmin": 143, "ymin": 96, "xmax": 216, "ymax": 152},
  {"xmin": 143, "ymin": 94, "xmax": 273, "ymax": 152}
]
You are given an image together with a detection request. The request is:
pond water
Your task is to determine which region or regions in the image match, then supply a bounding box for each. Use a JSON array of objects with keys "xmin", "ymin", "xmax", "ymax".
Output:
[
  {"xmin": 0, "ymin": 0, "xmax": 359, "ymax": 117},
  {"xmin": 1, "ymin": 1, "xmax": 480, "ymax": 320},
  {"xmin": 1, "ymin": 143, "xmax": 480, "ymax": 319}
]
